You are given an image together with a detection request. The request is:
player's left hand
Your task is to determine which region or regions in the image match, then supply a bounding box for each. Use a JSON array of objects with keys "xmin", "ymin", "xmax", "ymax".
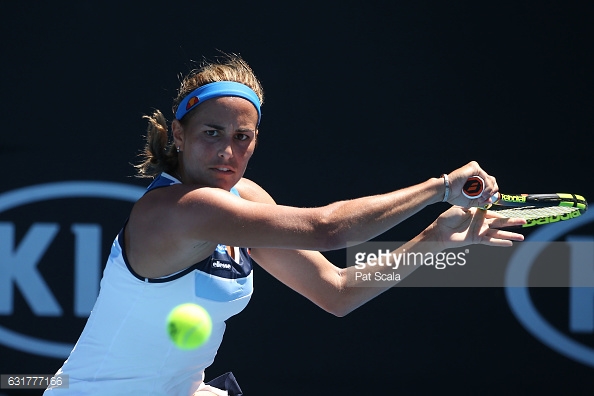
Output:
[{"xmin": 429, "ymin": 205, "xmax": 525, "ymax": 249}]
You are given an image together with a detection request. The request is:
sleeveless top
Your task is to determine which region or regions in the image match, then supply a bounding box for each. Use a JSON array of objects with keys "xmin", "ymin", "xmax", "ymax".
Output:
[{"xmin": 45, "ymin": 173, "xmax": 253, "ymax": 395}]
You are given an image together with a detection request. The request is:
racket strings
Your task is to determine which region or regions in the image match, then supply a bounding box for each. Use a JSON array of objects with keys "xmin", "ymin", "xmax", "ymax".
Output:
[{"xmin": 490, "ymin": 205, "xmax": 579, "ymax": 220}]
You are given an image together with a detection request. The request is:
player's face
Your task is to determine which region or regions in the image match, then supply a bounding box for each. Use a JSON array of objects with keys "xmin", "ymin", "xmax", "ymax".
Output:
[{"xmin": 173, "ymin": 96, "xmax": 258, "ymax": 190}]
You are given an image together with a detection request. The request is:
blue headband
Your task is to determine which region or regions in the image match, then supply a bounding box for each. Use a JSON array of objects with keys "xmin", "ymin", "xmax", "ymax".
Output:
[{"xmin": 176, "ymin": 81, "xmax": 261, "ymax": 125}]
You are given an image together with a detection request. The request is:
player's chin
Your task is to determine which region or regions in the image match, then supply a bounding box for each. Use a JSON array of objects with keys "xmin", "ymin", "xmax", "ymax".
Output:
[{"xmin": 210, "ymin": 172, "xmax": 240, "ymax": 190}]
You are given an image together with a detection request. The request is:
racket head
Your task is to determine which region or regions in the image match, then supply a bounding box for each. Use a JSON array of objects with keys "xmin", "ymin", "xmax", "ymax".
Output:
[
  {"xmin": 488, "ymin": 193, "xmax": 588, "ymax": 228},
  {"xmin": 493, "ymin": 192, "xmax": 588, "ymax": 209}
]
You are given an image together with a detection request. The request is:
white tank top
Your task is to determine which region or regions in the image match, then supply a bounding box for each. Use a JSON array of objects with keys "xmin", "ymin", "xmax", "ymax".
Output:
[{"xmin": 45, "ymin": 173, "xmax": 253, "ymax": 395}]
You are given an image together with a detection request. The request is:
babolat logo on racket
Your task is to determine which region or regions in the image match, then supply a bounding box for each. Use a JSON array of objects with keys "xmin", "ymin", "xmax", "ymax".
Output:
[
  {"xmin": 500, "ymin": 194, "xmax": 526, "ymax": 203},
  {"xmin": 462, "ymin": 176, "xmax": 484, "ymax": 199},
  {"xmin": 524, "ymin": 209, "xmax": 582, "ymax": 227}
]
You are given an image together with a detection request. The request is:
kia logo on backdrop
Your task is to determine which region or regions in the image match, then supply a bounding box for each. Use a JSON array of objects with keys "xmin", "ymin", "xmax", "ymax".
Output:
[
  {"xmin": 0, "ymin": 181, "xmax": 145, "ymax": 358},
  {"xmin": 505, "ymin": 207, "xmax": 594, "ymax": 368}
]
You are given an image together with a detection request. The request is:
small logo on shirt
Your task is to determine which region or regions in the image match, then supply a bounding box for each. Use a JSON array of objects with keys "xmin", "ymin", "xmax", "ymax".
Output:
[
  {"xmin": 216, "ymin": 244, "xmax": 228, "ymax": 254},
  {"xmin": 212, "ymin": 260, "xmax": 232, "ymax": 270}
]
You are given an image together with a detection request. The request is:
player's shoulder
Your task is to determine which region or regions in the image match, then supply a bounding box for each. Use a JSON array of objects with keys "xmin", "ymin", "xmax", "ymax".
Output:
[
  {"xmin": 235, "ymin": 177, "xmax": 262, "ymax": 195},
  {"xmin": 235, "ymin": 178, "xmax": 276, "ymax": 204},
  {"xmin": 136, "ymin": 183, "xmax": 239, "ymax": 213},
  {"xmin": 128, "ymin": 184, "xmax": 243, "ymax": 242}
]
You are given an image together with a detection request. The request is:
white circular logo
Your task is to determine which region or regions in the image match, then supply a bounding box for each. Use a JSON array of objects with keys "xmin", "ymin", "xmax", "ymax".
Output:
[{"xmin": 0, "ymin": 181, "xmax": 144, "ymax": 358}]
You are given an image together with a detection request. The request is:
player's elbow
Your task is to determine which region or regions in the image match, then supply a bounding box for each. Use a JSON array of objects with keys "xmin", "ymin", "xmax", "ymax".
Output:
[
  {"xmin": 316, "ymin": 271, "xmax": 359, "ymax": 318},
  {"xmin": 322, "ymin": 299, "xmax": 358, "ymax": 318},
  {"xmin": 314, "ymin": 298, "xmax": 350, "ymax": 317},
  {"xmin": 329, "ymin": 304, "xmax": 354, "ymax": 318}
]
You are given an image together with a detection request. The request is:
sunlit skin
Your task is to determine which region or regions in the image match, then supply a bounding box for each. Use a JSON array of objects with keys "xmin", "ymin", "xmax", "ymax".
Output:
[
  {"xmin": 172, "ymin": 97, "xmax": 259, "ymax": 191},
  {"xmin": 127, "ymin": 95, "xmax": 525, "ymax": 315}
]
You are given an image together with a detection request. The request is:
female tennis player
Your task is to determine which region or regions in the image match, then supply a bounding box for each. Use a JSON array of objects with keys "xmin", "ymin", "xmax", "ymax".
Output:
[{"xmin": 45, "ymin": 54, "xmax": 525, "ymax": 395}]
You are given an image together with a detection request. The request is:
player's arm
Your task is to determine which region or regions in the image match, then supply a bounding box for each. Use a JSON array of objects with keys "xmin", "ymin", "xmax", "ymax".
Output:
[
  {"xmin": 142, "ymin": 176, "xmax": 440, "ymax": 252},
  {"xmin": 143, "ymin": 162, "xmax": 495, "ymax": 252},
  {"xmin": 236, "ymin": 178, "xmax": 524, "ymax": 316},
  {"xmin": 248, "ymin": 234, "xmax": 429, "ymax": 317}
]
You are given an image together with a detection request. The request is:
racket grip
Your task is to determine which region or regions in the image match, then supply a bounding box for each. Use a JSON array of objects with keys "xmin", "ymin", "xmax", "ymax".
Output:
[
  {"xmin": 462, "ymin": 176, "xmax": 485, "ymax": 199},
  {"xmin": 481, "ymin": 192, "xmax": 500, "ymax": 210},
  {"xmin": 490, "ymin": 192, "xmax": 500, "ymax": 204}
]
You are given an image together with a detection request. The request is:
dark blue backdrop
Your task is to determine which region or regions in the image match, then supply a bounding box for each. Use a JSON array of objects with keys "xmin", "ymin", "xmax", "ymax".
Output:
[{"xmin": 1, "ymin": 1, "xmax": 593, "ymax": 395}]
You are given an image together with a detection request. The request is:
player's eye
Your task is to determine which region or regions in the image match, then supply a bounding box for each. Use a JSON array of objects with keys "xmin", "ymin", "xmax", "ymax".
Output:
[
  {"xmin": 235, "ymin": 133, "xmax": 249, "ymax": 141},
  {"xmin": 205, "ymin": 130, "xmax": 219, "ymax": 137}
]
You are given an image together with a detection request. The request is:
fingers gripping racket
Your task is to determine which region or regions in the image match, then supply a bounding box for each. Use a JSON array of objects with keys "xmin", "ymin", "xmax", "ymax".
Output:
[{"xmin": 462, "ymin": 176, "xmax": 588, "ymax": 228}]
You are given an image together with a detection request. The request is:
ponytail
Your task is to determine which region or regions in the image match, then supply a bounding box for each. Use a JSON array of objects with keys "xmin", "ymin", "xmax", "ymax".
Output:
[{"xmin": 134, "ymin": 109, "xmax": 178, "ymax": 178}]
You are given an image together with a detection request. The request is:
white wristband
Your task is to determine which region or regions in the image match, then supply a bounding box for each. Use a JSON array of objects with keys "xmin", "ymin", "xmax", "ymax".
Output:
[{"xmin": 440, "ymin": 174, "xmax": 450, "ymax": 202}]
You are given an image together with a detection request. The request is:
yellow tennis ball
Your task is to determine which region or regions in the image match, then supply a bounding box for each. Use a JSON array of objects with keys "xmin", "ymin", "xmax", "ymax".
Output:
[{"xmin": 166, "ymin": 303, "xmax": 212, "ymax": 350}]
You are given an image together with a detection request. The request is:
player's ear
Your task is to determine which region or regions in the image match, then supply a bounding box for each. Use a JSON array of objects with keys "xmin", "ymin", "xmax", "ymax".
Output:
[{"xmin": 172, "ymin": 119, "xmax": 184, "ymax": 149}]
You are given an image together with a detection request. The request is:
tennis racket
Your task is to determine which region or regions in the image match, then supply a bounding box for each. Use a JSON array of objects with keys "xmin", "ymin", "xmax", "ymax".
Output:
[{"xmin": 462, "ymin": 176, "xmax": 588, "ymax": 228}]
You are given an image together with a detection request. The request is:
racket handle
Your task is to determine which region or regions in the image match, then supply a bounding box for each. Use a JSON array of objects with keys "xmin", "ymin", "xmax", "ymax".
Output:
[
  {"xmin": 481, "ymin": 193, "xmax": 500, "ymax": 210},
  {"xmin": 462, "ymin": 176, "xmax": 485, "ymax": 199},
  {"xmin": 490, "ymin": 192, "xmax": 500, "ymax": 204}
]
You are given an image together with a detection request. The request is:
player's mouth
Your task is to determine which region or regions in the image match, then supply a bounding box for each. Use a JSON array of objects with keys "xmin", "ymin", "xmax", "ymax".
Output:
[{"xmin": 211, "ymin": 166, "xmax": 235, "ymax": 174}]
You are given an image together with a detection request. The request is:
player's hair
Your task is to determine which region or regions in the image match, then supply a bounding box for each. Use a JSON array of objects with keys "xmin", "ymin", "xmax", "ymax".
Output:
[{"xmin": 134, "ymin": 53, "xmax": 264, "ymax": 178}]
